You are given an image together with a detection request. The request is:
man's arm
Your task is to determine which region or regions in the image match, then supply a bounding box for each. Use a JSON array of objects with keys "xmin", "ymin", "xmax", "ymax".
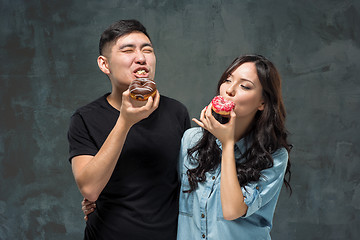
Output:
[{"xmin": 71, "ymin": 90, "xmax": 160, "ymax": 201}]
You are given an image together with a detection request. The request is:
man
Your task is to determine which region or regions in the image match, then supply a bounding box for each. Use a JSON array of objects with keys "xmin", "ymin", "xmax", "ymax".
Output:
[{"xmin": 68, "ymin": 20, "xmax": 190, "ymax": 240}]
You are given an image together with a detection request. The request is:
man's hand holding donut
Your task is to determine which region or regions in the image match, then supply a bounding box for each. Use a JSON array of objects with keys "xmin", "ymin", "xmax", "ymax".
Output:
[{"xmin": 119, "ymin": 89, "xmax": 160, "ymax": 128}]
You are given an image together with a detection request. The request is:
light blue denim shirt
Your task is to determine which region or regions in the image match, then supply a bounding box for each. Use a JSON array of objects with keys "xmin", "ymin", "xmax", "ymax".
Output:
[{"xmin": 177, "ymin": 127, "xmax": 288, "ymax": 240}]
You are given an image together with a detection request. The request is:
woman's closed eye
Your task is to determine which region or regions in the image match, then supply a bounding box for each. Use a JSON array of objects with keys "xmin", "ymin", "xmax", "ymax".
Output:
[{"xmin": 240, "ymin": 84, "xmax": 251, "ymax": 90}]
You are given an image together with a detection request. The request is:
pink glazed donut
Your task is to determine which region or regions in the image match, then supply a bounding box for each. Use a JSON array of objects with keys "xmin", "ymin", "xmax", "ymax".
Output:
[{"xmin": 211, "ymin": 96, "xmax": 235, "ymax": 116}]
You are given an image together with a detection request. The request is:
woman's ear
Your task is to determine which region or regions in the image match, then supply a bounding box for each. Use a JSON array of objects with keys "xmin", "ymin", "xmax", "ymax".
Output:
[
  {"xmin": 97, "ymin": 55, "xmax": 110, "ymax": 75},
  {"xmin": 258, "ymin": 101, "xmax": 265, "ymax": 111}
]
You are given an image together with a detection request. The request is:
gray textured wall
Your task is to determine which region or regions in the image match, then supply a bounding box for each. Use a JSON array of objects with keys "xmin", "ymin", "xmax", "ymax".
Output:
[{"xmin": 1, "ymin": 0, "xmax": 359, "ymax": 239}]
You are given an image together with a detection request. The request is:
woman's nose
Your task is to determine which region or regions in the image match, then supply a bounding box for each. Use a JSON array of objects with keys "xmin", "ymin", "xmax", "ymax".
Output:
[{"xmin": 226, "ymin": 84, "xmax": 235, "ymax": 97}]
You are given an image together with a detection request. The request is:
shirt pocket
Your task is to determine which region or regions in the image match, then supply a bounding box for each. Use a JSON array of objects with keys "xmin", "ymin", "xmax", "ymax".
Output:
[{"xmin": 179, "ymin": 173, "xmax": 194, "ymax": 216}]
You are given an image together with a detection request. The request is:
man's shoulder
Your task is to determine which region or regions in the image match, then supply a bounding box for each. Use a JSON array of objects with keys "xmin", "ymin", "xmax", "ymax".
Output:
[
  {"xmin": 160, "ymin": 95, "xmax": 183, "ymax": 105},
  {"xmin": 160, "ymin": 95, "xmax": 188, "ymax": 112},
  {"xmin": 73, "ymin": 93, "xmax": 110, "ymax": 116}
]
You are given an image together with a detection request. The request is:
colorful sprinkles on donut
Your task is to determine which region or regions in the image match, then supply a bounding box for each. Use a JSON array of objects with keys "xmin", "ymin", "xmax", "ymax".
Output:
[{"xmin": 211, "ymin": 96, "xmax": 235, "ymax": 116}]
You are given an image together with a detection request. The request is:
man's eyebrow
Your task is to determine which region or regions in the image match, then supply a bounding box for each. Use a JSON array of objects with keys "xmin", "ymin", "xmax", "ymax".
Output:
[
  {"xmin": 119, "ymin": 43, "xmax": 153, "ymax": 49},
  {"xmin": 141, "ymin": 43, "xmax": 153, "ymax": 48},
  {"xmin": 119, "ymin": 44, "xmax": 135, "ymax": 49}
]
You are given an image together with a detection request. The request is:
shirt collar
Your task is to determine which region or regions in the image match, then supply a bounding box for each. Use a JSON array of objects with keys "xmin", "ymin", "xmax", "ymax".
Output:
[{"xmin": 216, "ymin": 137, "xmax": 249, "ymax": 162}]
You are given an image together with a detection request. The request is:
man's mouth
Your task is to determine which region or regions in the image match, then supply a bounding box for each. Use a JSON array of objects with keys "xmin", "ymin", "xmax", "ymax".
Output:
[
  {"xmin": 136, "ymin": 70, "xmax": 147, "ymax": 75},
  {"xmin": 134, "ymin": 69, "xmax": 149, "ymax": 78}
]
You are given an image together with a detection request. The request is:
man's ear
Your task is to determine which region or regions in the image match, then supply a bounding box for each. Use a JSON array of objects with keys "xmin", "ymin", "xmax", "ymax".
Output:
[{"xmin": 97, "ymin": 55, "xmax": 110, "ymax": 75}]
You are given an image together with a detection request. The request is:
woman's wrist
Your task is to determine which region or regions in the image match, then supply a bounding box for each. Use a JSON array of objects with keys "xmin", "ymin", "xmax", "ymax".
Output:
[
  {"xmin": 221, "ymin": 141, "xmax": 235, "ymax": 163},
  {"xmin": 221, "ymin": 140, "xmax": 235, "ymax": 149}
]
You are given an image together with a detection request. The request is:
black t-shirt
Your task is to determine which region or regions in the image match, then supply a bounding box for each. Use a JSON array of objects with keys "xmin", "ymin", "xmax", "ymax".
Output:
[{"xmin": 68, "ymin": 93, "xmax": 190, "ymax": 240}]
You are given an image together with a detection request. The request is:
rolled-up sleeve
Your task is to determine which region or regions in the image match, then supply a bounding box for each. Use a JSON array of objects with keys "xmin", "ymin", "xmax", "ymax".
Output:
[{"xmin": 241, "ymin": 148, "xmax": 288, "ymax": 218}]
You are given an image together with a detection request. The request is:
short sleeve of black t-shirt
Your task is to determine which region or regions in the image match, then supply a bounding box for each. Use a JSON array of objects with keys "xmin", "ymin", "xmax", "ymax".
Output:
[
  {"xmin": 68, "ymin": 94, "xmax": 120, "ymax": 162},
  {"xmin": 67, "ymin": 93, "xmax": 190, "ymax": 240}
]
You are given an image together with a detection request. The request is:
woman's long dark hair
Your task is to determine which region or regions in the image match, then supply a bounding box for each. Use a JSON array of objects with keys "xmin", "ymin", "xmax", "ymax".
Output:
[{"xmin": 185, "ymin": 54, "xmax": 292, "ymax": 194}]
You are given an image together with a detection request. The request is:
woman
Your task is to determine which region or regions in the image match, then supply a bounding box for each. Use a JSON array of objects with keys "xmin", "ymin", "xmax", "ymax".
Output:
[
  {"xmin": 82, "ymin": 54, "xmax": 291, "ymax": 239},
  {"xmin": 177, "ymin": 54, "xmax": 291, "ymax": 239}
]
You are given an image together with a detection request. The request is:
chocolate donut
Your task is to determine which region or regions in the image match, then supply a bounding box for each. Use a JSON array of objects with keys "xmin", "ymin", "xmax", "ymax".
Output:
[{"xmin": 129, "ymin": 78, "xmax": 157, "ymax": 101}]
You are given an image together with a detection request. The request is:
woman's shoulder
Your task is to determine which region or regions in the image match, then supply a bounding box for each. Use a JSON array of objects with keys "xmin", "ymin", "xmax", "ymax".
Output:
[
  {"xmin": 271, "ymin": 147, "xmax": 289, "ymax": 169},
  {"xmin": 180, "ymin": 127, "xmax": 203, "ymax": 148},
  {"xmin": 183, "ymin": 127, "xmax": 203, "ymax": 140},
  {"xmin": 272, "ymin": 147, "xmax": 288, "ymax": 158},
  {"xmin": 180, "ymin": 128, "xmax": 203, "ymax": 169}
]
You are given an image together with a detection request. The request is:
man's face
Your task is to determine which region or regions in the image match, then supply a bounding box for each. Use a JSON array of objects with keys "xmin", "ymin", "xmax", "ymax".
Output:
[{"xmin": 102, "ymin": 32, "xmax": 156, "ymax": 90}]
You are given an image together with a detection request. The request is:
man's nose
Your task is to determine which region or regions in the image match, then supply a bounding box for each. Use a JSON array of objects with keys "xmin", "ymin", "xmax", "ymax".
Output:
[{"xmin": 135, "ymin": 51, "xmax": 146, "ymax": 64}]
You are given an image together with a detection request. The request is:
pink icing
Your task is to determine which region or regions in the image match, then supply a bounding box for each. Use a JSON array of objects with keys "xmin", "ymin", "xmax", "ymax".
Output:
[{"xmin": 211, "ymin": 96, "xmax": 235, "ymax": 112}]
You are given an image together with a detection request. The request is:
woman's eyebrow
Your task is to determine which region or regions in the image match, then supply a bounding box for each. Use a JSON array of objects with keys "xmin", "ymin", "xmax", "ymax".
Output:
[
  {"xmin": 240, "ymin": 78, "xmax": 256, "ymax": 86},
  {"xmin": 230, "ymin": 73, "xmax": 256, "ymax": 86}
]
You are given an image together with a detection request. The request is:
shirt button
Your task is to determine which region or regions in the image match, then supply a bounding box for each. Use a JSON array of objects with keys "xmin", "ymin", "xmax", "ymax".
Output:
[
  {"xmin": 212, "ymin": 176, "xmax": 215, "ymax": 180},
  {"xmin": 256, "ymin": 186, "xmax": 259, "ymax": 190},
  {"xmin": 201, "ymin": 213, "xmax": 205, "ymax": 218},
  {"xmin": 202, "ymin": 234, "xmax": 205, "ymax": 238}
]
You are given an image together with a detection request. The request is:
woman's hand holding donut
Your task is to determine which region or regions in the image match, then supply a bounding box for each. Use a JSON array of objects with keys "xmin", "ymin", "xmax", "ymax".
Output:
[
  {"xmin": 193, "ymin": 103, "xmax": 236, "ymax": 145},
  {"xmin": 119, "ymin": 89, "xmax": 160, "ymax": 128},
  {"xmin": 82, "ymin": 198, "xmax": 96, "ymax": 221}
]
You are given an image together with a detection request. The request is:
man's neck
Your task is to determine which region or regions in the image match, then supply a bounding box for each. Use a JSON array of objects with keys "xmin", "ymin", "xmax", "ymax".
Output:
[{"xmin": 107, "ymin": 91, "xmax": 123, "ymax": 111}]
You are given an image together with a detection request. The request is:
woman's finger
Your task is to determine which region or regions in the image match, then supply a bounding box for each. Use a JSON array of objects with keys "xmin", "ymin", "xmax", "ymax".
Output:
[
  {"xmin": 204, "ymin": 104, "xmax": 219, "ymax": 129},
  {"xmin": 85, "ymin": 208, "xmax": 94, "ymax": 214},
  {"xmin": 205, "ymin": 103, "xmax": 221, "ymax": 126},
  {"xmin": 226, "ymin": 109, "xmax": 236, "ymax": 124},
  {"xmin": 192, "ymin": 118, "xmax": 204, "ymax": 128},
  {"xmin": 199, "ymin": 107, "xmax": 208, "ymax": 123}
]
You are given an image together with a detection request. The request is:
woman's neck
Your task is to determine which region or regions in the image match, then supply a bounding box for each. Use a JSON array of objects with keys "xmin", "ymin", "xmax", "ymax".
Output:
[{"xmin": 234, "ymin": 116, "xmax": 254, "ymax": 142}]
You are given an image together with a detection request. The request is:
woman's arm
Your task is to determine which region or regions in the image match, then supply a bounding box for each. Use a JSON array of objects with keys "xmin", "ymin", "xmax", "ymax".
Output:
[
  {"xmin": 193, "ymin": 104, "xmax": 248, "ymax": 220},
  {"xmin": 220, "ymin": 141, "xmax": 248, "ymax": 220},
  {"xmin": 81, "ymin": 198, "xmax": 96, "ymax": 221}
]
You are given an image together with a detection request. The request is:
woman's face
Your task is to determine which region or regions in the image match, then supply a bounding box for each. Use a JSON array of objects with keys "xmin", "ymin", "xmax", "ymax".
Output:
[{"xmin": 219, "ymin": 62, "xmax": 265, "ymax": 120}]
